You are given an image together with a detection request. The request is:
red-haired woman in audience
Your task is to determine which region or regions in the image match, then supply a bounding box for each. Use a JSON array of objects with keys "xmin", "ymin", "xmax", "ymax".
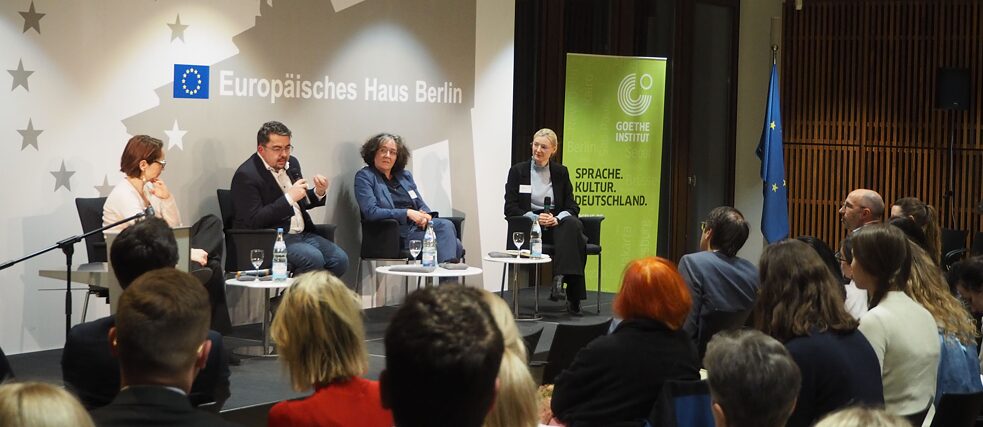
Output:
[
  {"xmin": 550, "ymin": 257, "xmax": 700, "ymax": 426},
  {"xmin": 268, "ymin": 271, "xmax": 392, "ymax": 427},
  {"xmin": 851, "ymin": 224, "xmax": 940, "ymax": 419},
  {"xmin": 891, "ymin": 197, "xmax": 942, "ymax": 264},
  {"xmin": 753, "ymin": 239, "xmax": 883, "ymax": 427}
]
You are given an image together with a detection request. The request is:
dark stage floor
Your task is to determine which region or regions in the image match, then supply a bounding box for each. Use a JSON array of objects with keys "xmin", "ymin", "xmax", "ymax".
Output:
[{"xmin": 8, "ymin": 288, "xmax": 615, "ymax": 425}]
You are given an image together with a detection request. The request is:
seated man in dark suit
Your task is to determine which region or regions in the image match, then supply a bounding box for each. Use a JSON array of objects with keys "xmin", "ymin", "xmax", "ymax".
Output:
[
  {"xmin": 61, "ymin": 218, "xmax": 230, "ymax": 410},
  {"xmin": 679, "ymin": 206, "xmax": 759, "ymax": 341},
  {"xmin": 90, "ymin": 268, "xmax": 239, "ymax": 427},
  {"xmin": 230, "ymin": 121, "xmax": 348, "ymax": 277},
  {"xmin": 380, "ymin": 285, "xmax": 504, "ymax": 427}
]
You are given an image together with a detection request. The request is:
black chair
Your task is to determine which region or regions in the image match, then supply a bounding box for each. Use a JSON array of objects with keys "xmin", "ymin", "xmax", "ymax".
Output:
[
  {"xmin": 504, "ymin": 215, "xmax": 605, "ymax": 313},
  {"xmin": 216, "ymin": 189, "xmax": 336, "ymax": 272},
  {"xmin": 74, "ymin": 197, "xmax": 110, "ymax": 321},
  {"xmin": 355, "ymin": 215, "xmax": 465, "ymax": 295},
  {"xmin": 696, "ymin": 309, "xmax": 750, "ymax": 360},
  {"xmin": 930, "ymin": 392, "xmax": 983, "ymax": 427},
  {"xmin": 540, "ymin": 318, "xmax": 612, "ymax": 385},
  {"xmin": 972, "ymin": 231, "xmax": 983, "ymax": 257},
  {"xmin": 942, "ymin": 228, "xmax": 970, "ymax": 271},
  {"xmin": 650, "ymin": 380, "xmax": 714, "ymax": 427}
]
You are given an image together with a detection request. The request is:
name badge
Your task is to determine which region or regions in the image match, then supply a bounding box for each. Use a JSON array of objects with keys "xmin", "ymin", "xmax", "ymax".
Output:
[
  {"xmin": 408, "ymin": 190, "xmax": 419, "ymax": 199},
  {"xmin": 519, "ymin": 184, "xmax": 532, "ymax": 194}
]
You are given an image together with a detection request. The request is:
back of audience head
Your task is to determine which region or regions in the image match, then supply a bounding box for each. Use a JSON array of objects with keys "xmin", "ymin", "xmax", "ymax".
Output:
[
  {"xmin": 848, "ymin": 224, "xmax": 912, "ymax": 307},
  {"xmin": 814, "ymin": 406, "xmax": 912, "ymax": 427},
  {"xmin": 382, "ymin": 285, "xmax": 504, "ymax": 427},
  {"xmin": 888, "ymin": 216, "xmax": 930, "ymax": 257},
  {"xmin": 701, "ymin": 207, "xmax": 750, "ymax": 258},
  {"xmin": 796, "ymin": 235, "xmax": 844, "ymax": 283},
  {"xmin": 479, "ymin": 291, "xmax": 538, "ymax": 427},
  {"xmin": 613, "ymin": 257, "xmax": 691, "ymax": 330},
  {"xmin": 704, "ymin": 329, "xmax": 801, "ymax": 427},
  {"xmin": 904, "ymin": 244, "xmax": 977, "ymax": 344},
  {"xmin": 891, "ymin": 197, "xmax": 941, "ymax": 263},
  {"xmin": 109, "ymin": 217, "xmax": 178, "ymax": 289},
  {"xmin": 754, "ymin": 239, "xmax": 858, "ymax": 342},
  {"xmin": 270, "ymin": 271, "xmax": 366, "ymax": 392},
  {"xmin": 839, "ymin": 237, "xmax": 854, "ymax": 281},
  {"xmin": 949, "ymin": 256, "xmax": 983, "ymax": 314},
  {"xmin": 0, "ymin": 381, "xmax": 95, "ymax": 427},
  {"xmin": 112, "ymin": 268, "xmax": 211, "ymax": 391}
]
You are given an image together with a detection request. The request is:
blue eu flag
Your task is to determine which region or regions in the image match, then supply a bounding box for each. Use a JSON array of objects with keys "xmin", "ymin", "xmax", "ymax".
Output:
[
  {"xmin": 173, "ymin": 64, "xmax": 209, "ymax": 99},
  {"xmin": 756, "ymin": 63, "xmax": 789, "ymax": 243}
]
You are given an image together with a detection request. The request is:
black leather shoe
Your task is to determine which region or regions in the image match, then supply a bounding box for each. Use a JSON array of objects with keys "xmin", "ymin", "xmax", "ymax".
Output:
[
  {"xmin": 549, "ymin": 275, "xmax": 566, "ymax": 302},
  {"xmin": 567, "ymin": 300, "xmax": 583, "ymax": 317}
]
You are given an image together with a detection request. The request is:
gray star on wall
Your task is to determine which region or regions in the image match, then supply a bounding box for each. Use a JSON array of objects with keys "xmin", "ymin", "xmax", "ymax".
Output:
[
  {"xmin": 8, "ymin": 59, "xmax": 34, "ymax": 91},
  {"xmin": 18, "ymin": 118, "xmax": 43, "ymax": 150},
  {"xmin": 94, "ymin": 175, "xmax": 114, "ymax": 197},
  {"xmin": 168, "ymin": 14, "xmax": 188, "ymax": 42},
  {"xmin": 50, "ymin": 161, "xmax": 76, "ymax": 192},
  {"xmin": 19, "ymin": 1, "xmax": 45, "ymax": 34}
]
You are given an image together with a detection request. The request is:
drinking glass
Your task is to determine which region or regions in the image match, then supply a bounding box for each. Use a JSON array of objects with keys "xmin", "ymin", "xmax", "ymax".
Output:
[
  {"xmin": 512, "ymin": 232, "xmax": 525, "ymax": 258},
  {"xmin": 409, "ymin": 239, "xmax": 423, "ymax": 263},
  {"xmin": 250, "ymin": 249, "xmax": 264, "ymax": 270}
]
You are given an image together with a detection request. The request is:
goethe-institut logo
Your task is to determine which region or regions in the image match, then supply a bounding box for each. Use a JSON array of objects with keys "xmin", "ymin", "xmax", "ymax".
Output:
[{"xmin": 617, "ymin": 73, "xmax": 653, "ymax": 117}]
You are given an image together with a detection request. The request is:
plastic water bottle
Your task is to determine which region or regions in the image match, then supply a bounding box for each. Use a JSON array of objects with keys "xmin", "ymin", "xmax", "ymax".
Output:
[
  {"xmin": 530, "ymin": 222, "xmax": 542, "ymax": 258},
  {"xmin": 272, "ymin": 228, "xmax": 288, "ymax": 281},
  {"xmin": 422, "ymin": 222, "xmax": 437, "ymax": 268}
]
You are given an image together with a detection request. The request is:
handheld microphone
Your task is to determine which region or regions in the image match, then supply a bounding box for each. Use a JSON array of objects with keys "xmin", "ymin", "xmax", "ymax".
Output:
[
  {"xmin": 143, "ymin": 205, "xmax": 156, "ymax": 219},
  {"xmin": 287, "ymin": 168, "xmax": 311, "ymax": 205},
  {"xmin": 543, "ymin": 196, "xmax": 552, "ymax": 214}
]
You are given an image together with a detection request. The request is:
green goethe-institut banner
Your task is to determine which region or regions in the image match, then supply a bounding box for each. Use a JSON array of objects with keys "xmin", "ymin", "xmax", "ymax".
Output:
[{"xmin": 563, "ymin": 53, "xmax": 667, "ymax": 292}]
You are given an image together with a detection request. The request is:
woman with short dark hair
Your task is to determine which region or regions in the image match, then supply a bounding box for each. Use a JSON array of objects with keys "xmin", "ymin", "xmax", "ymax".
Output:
[{"xmin": 753, "ymin": 239, "xmax": 883, "ymax": 427}]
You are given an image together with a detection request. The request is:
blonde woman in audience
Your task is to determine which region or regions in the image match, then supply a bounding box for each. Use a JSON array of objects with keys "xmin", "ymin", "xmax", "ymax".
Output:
[
  {"xmin": 0, "ymin": 381, "xmax": 95, "ymax": 427},
  {"xmin": 814, "ymin": 406, "xmax": 912, "ymax": 427},
  {"xmin": 268, "ymin": 271, "xmax": 392, "ymax": 427},
  {"xmin": 851, "ymin": 224, "xmax": 940, "ymax": 420},
  {"xmin": 900, "ymin": 237, "xmax": 982, "ymax": 406},
  {"xmin": 480, "ymin": 291, "xmax": 540, "ymax": 427}
]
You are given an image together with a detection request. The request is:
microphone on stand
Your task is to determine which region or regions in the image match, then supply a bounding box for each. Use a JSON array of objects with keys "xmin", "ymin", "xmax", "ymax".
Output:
[
  {"xmin": 287, "ymin": 168, "xmax": 311, "ymax": 206},
  {"xmin": 143, "ymin": 205, "xmax": 155, "ymax": 219}
]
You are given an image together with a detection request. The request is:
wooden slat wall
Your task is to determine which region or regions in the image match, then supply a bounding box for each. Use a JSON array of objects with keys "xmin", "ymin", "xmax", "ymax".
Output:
[{"xmin": 782, "ymin": 0, "xmax": 983, "ymax": 252}]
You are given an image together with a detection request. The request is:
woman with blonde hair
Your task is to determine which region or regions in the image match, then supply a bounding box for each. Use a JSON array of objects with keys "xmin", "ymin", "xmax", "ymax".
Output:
[
  {"xmin": 268, "ymin": 271, "xmax": 392, "ymax": 426},
  {"xmin": 814, "ymin": 407, "xmax": 912, "ymax": 427},
  {"xmin": 891, "ymin": 196, "xmax": 942, "ymax": 264},
  {"xmin": 480, "ymin": 291, "xmax": 540, "ymax": 427},
  {"xmin": 0, "ymin": 381, "xmax": 95, "ymax": 427}
]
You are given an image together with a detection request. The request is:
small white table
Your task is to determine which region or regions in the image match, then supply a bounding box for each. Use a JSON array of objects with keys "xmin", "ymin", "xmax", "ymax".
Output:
[
  {"xmin": 225, "ymin": 277, "xmax": 293, "ymax": 357},
  {"xmin": 483, "ymin": 253, "xmax": 551, "ymax": 321},
  {"xmin": 374, "ymin": 265, "xmax": 483, "ymax": 289}
]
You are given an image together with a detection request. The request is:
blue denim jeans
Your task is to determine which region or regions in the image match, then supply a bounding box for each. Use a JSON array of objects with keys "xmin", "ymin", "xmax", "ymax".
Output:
[{"xmin": 283, "ymin": 231, "xmax": 349, "ymax": 277}]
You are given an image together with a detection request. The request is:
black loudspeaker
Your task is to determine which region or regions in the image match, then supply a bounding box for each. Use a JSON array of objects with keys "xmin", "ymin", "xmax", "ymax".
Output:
[{"xmin": 936, "ymin": 68, "xmax": 970, "ymax": 110}]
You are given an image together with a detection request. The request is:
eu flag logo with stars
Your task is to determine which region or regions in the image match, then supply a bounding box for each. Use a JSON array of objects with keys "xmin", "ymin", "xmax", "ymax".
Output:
[
  {"xmin": 173, "ymin": 64, "xmax": 209, "ymax": 99},
  {"xmin": 755, "ymin": 62, "xmax": 789, "ymax": 243}
]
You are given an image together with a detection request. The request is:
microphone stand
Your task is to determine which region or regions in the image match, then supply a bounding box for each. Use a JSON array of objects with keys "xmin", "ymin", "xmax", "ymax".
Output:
[{"xmin": 0, "ymin": 209, "xmax": 152, "ymax": 337}]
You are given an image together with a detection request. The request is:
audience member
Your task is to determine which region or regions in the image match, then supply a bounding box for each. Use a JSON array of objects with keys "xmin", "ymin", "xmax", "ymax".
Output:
[
  {"xmin": 814, "ymin": 407, "xmax": 912, "ymax": 427},
  {"xmin": 703, "ymin": 329, "xmax": 801, "ymax": 427},
  {"xmin": 355, "ymin": 133, "xmax": 463, "ymax": 263},
  {"xmin": 891, "ymin": 197, "xmax": 942, "ymax": 264},
  {"xmin": 62, "ymin": 217, "xmax": 230, "ymax": 410},
  {"xmin": 479, "ymin": 291, "xmax": 539, "ymax": 427},
  {"xmin": 901, "ymin": 243, "xmax": 981, "ymax": 408},
  {"xmin": 90, "ymin": 269, "xmax": 238, "ymax": 426},
  {"xmin": 0, "ymin": 381, "xmax": 94, "ymax": 427},
  {"xmin": 230, "ymin": 120, "xmax": 348, "ymax": 277},
  {"xmin": 797, "ymin": 235, "xmax": 846, "ymax": 286},
  {"xmin": 888, "ymin": 216, "xmax": 930, "ymax": 255},
  {"xmin": 102, "ymin": 134, "xmax": 231, "ymax": 333},
  {"xmin": 551, "ymin": 257, "xmax": 700, "ymax": 425},
  {"xmin": 838, "ymin": 189, "xmax": 884, "ymax": 233},
  {"xmin": 679, "ymin": 207, "xmax": 758, "ymax": 342},
  {"xmin": 949, "ymin": 256, "xmax": 983, "ymax": 314},
  {"xmin": 0, "ymin": 346, "xmax": 12, "ymax": 383},
  {"xmin": 381, "ymin": 285, "xmax": 504, "ymax": 427},
  {"xmin": 851, "ymin": 224, "xmax": 939, "ymax": 417},
  {"xmin": 753, "ymin": 239, "xmax": 883, "ymax": 427},
  {"xmin": 267, "ymin": 271, "xmax": 392, "ymax": 427},
  {"xmin": 838, "ymin": 237, "xmax": 868, "ymax": 319}
]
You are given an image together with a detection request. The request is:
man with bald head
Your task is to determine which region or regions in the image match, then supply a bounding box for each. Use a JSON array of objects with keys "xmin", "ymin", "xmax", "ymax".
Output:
[{"xmin": 838, "ymin": 189, "xmax": 885, "ymax": 233}]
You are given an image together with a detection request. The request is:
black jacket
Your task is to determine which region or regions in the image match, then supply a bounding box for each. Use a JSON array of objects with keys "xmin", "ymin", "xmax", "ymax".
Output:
[
  {"xmin": 551, "ymin": 318, "xmax": 700, "ymax": 426},
  {"xmin": 230, "ymin": 153, "xmax": 324, "ymax": 232},
  {"xmin": 91, "ymin": 386, "xmax": 240, "ymax": 427},
  {"xmin": 504, "ymin": 160, "xmax": 580, "ymax": 218}
]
